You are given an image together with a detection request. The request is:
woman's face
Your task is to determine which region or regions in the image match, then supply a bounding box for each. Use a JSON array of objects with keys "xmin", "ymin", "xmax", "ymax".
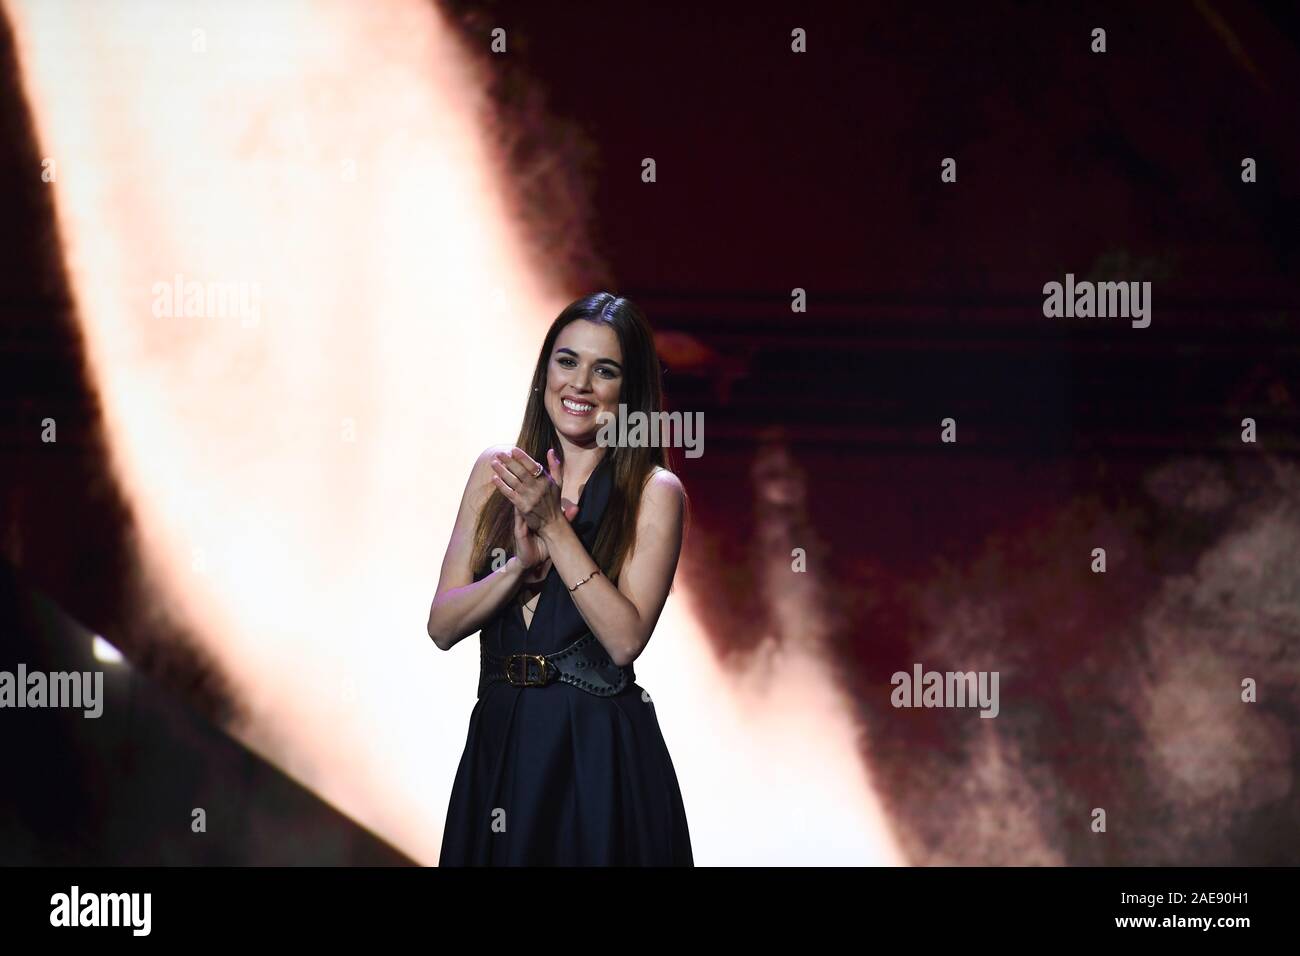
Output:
[{"xmin": 543, "ymin": 320, "xmax": 624, "ymax": 444}]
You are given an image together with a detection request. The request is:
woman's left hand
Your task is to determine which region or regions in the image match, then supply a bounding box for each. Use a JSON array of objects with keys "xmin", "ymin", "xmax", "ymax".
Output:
[{"xmin": 490, "ymin": 447, "xmax": 576, "ymax": 535}]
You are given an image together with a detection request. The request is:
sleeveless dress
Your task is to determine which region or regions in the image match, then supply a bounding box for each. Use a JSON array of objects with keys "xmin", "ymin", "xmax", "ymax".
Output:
[{"xmin": 439, "ymin": 453, "xmax": 694, "ymax": 865}]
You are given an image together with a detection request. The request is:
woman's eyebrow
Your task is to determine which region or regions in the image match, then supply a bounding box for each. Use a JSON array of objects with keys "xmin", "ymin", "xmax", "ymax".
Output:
[{"xmin": 555, "ymin": 347, "xmax": 623, "ymax": 371}]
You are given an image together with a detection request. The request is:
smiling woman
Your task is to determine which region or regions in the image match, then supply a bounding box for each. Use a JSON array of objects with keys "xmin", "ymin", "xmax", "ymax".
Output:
[{"xmin": 426, "ymin": 292, "xmax": 694, "ymax": 865}]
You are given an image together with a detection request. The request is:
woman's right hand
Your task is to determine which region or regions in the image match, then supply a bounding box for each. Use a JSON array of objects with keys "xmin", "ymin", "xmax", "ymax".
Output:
[
  {"xmin": 513, "ymin": 506, "xmax": 548, "ymax": 578},
  {"xmin": 512, "ymin": 495, "xmax": 578, "ymax": 582}
]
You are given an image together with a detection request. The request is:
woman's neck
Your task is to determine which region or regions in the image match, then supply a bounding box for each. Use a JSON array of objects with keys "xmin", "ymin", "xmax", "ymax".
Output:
[{"xmin": 555, "ymin": 440, "xmax": 607, "ymax": 497}]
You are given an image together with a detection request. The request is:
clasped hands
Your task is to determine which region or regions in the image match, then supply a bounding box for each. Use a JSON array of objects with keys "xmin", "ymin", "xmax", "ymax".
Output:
[{"xmin": 490, "ymin": 447, "xmax": 580, "ymax": 583}]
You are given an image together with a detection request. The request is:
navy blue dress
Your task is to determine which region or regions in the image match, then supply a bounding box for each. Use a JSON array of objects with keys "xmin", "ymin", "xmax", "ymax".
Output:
[{"xmin": 439, "ymin": 454, "xmax": 693, "ymax": 865}]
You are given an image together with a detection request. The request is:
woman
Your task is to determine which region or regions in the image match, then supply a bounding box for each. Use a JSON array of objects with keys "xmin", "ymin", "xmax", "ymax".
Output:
[{"xmin": 428, "ymin": 292, "xmax": 694, "ymax": 865}]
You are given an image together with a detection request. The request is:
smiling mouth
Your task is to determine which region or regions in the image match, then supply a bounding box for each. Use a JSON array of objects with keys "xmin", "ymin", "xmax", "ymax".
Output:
[{"xmin": 561, "ymin": 397, "xmax": 596, "ymax": 415}]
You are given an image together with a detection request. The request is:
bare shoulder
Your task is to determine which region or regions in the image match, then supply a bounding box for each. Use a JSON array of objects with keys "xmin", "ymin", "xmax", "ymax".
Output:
[
  {"xmin": 480, "ymin": 442, "xmax": 515, "ymax": 462},
  {"xmin": 434, "ymin": 443, "xmax": 515, "ymax": 603},
  {"xmin": 641, "ymin": 466, "xmax": 685, "ymax": 515},
  {"xmin": 645, "ymin": 464, "xmax": 682, "ymax": 489},
  {"xmin": 471, "ymin": 442, "xmax": 514, "ymax": 475},
  {"xmin": 463, "ymin": 443, "xmax": 514, "ymax": 507}
]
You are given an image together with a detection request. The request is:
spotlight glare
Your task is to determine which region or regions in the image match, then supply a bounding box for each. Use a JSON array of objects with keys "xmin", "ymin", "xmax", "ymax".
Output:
[{"xmin": 92, "ymin": 635, "xmax": 125, "ymax": 664}]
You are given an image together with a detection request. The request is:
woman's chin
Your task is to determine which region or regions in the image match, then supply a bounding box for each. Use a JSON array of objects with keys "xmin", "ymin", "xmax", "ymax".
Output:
[{"xmin": 551, "ymin": 422, "xmax": 599, "ymax": 444}]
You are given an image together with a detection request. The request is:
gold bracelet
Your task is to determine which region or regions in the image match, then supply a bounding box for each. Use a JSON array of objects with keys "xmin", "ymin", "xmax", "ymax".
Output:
[{"xmin": 569, "ymin": 569, "xmax": 601, "ymax": 592}]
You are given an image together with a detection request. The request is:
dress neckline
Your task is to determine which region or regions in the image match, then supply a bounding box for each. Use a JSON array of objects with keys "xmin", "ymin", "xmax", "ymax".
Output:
[{"xmin": 515, "ymin": 452, "xmax": 610, "ymax": 633}]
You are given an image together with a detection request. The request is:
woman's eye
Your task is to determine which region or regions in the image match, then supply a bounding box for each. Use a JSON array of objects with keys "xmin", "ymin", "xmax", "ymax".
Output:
[{"xmin": 555, "ymin": 357, "xmax": 617, "ymax": 378}]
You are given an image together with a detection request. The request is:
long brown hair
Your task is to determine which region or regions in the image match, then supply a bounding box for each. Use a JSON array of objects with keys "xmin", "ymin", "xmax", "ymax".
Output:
[{"xmin": 471, "ymin": 292, "xmax": 685, "ymax": 584}]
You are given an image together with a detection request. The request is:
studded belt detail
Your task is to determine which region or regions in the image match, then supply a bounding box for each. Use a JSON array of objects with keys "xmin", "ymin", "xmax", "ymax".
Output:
[{"xmin": 479, "ymin": 632, "xmax": 633, "ymax": 698}]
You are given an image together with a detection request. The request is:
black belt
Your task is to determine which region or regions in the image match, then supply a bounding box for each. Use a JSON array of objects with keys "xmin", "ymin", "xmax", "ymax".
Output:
[{"xmin": 479, "ymin": 632, "xmax": 634, "ymax": 698}]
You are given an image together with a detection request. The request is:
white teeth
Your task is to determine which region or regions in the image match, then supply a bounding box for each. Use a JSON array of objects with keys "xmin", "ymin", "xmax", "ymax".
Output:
[{"xmin": 562, "ymin": 399, "xmax": 594, "ymax": 412}]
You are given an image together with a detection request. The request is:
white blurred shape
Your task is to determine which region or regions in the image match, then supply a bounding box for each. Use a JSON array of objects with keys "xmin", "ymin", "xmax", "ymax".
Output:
[
  {"xmin": 92, "ymin": 635, "xmax": 125, "ymax": 665},
  {"xmin": 7, "ymin": 0, "xmax": 902, "ymax": 864}
]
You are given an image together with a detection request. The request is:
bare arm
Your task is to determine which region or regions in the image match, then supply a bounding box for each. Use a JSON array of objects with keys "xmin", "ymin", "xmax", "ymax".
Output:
[
  {"xmin": 426, "ymin": 444, "xmax": 525, "ymax": 651},
  {"xmin": 535, "ymin": 469, "xmax": 684, "ymax": 667}
]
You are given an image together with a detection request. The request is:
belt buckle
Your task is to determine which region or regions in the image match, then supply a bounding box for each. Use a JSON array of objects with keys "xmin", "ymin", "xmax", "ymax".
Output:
[{"xmin": 505, "ymin": 653, "xmax": 552, "ymax": 687}]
